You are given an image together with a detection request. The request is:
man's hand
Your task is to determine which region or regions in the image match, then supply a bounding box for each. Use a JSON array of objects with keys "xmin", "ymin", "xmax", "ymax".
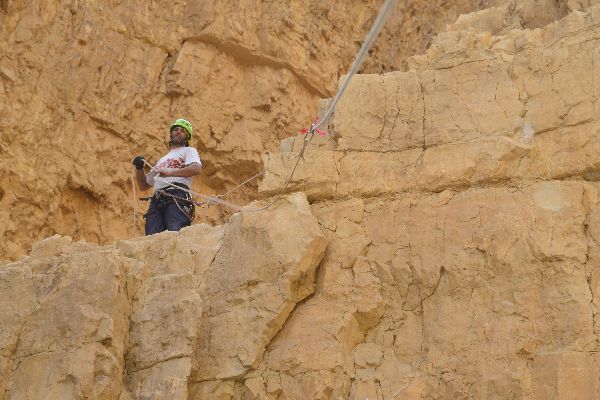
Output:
[{"xmin": 132, "ymin": 156, "xmax": 145, "ymax": 170}]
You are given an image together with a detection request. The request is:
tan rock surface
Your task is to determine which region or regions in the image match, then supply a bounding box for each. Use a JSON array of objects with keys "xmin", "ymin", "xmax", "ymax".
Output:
[
  {"xmin": 261, "ymin": 7, "xmax": 600, "ymax": 198},
  {"xmin": 1, "ymin": 0, "xmax": 555, "ymax": 261},
  {"xmin": 253, "ymin": 5, "xmax": 600, "ymax": 399},
  {"xmin": 190, "ymin": 193, "xmax": 327, "ymax": 381},
  {"xmin": 0, "ymin": 194, "xmax": 326, "ymax": 399},
  {"xmin": 0, "ymin": 243, "xmax": 131, "ymax": 399},
  {"xmin": 4, "ymin": 1, "xmax": 600, "ymax": 399}
]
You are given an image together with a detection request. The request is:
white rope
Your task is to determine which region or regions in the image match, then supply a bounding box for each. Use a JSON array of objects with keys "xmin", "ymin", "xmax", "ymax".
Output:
[
  {"xmin": 314, "ymin": 0, "xmax": 399, "ymax": 130},
  {"xmin": 142, "ymin": 159, "xmax": 251, "ymax": 210},
  {"xmin": 218, "ymin": 171, "xmax": 263, "ymax": 198},
  {"xmin": 131, "ymin": 172, "xmax": 136, "ymax": 238},
  {"xmin": 159, "ymin": 190, "xmax": 195, "ymax": 221},
  {"xmin": 234, "ymin": 0, "xmax": 400, "ymax": 212},
  {"xmin": 154, "ymin": 176, "xmax": 251, "ymax": 211}
]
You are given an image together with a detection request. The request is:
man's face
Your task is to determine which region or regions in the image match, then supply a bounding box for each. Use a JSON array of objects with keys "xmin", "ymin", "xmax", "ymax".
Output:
[{"xmin": 170, "ymin": 126, "xmax": 187, "ymax": 146}]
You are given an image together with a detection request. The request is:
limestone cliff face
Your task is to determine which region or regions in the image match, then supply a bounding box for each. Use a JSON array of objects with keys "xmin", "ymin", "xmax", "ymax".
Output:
[
  {"xmin": 0, "ymin": 194, "xmax": 327, "ymax": 399},
  {"xmin": 259, "ymin": 5, "xmax": 600, "ymax": 398},
  {"xmin": 1, "ymin": 0, "xmax": 576, "ymax": 261},
  {"xmin": 4, "ymin": 1, "xmax": 600, "ymax": 399}
]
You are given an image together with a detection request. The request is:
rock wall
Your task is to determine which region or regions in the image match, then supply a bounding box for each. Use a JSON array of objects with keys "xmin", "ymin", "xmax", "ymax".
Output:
[
  {"xmin": 257, "ymin": 5, "xmax": 600, "ymax": 399},
  {"xmin": 1, "ymin": 0, "xmax": 579, "ymax": 261},
  {"xmin": 0, "ymin": 193, "xmax": 327, "ymax": 399},
  {"xmin": 4, "ymin": 1, "xmax": 600, "ymax": 399}
]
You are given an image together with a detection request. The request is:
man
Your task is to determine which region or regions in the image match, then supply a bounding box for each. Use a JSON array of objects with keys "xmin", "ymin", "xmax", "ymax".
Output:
[{"xmin": 132, "ymin": 118, "xmax": 202, "ymax": 235}]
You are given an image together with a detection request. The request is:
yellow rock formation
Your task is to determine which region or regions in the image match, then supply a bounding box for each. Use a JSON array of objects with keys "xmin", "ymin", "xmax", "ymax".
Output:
[
  {"xmin": 3, "ymin": 1, "xmax": 600, "ymax": 399},
  {"xmin": 1, "ymin": 0, "xmax": 573, "ymax": 261}
]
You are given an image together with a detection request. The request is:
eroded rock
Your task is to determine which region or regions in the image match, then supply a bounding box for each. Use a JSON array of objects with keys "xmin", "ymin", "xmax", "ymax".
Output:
[
  {"xmin": 0, "ymin": 194, "xmax": 326, "ymax": 399},
  {"xmin": 4, "ymin": 2, "xmax": 600, "ymax": 399}
]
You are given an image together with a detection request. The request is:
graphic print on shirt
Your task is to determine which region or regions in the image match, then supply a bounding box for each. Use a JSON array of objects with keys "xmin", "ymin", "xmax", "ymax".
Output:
[{"xmin": 156, "ymin": 157, "xmax": 184, "ymax": 170}]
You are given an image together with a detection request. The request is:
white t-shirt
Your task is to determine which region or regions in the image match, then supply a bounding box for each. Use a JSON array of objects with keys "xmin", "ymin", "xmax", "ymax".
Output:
[{"xmin": 146, "ymin": 147, "xmax": 202, "ymax": 192}]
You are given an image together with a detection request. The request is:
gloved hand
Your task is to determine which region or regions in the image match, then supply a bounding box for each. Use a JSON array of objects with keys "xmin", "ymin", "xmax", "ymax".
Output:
[{"xmin": 132, "ymin": 156, "xmax": 145, "ymax": 170}]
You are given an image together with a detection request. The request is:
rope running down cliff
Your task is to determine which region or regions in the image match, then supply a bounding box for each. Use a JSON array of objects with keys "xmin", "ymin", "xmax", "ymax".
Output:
[
  {"xmin": 254, "ymin": 0, "xmax": 399, "ymax": 212},
  {"xmin": 136, "ymin": 0, "xmax": 399, "ymax": 213}
]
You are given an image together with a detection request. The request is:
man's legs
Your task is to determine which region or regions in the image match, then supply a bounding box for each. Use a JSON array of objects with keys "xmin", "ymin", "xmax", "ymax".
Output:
[
  {"xmin": 144, "ymin": 198, "xmax": 166, "ymax": 235},
  {"xmin": 164, "ymin": 201, "xmax": 192, "ymax": 231}
]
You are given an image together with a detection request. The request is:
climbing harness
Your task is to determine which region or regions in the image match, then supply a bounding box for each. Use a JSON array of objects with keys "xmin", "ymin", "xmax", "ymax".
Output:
[
  {"xmin": 131, "ymin": 0, "xmax": 398, "ymax": 220},
  {"xmin": 137, "ymin": 159, "xmax": 255, "ymax": 211},
  {"xmin": 150, "ymin": 184, "xmax": 196, "ymax": 221}
]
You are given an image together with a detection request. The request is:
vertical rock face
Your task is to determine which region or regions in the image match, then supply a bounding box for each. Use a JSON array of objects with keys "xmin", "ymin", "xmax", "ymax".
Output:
[
  {"xmin": 4, "ymin": 1, "xmax": 600, "ymax": 399},
  {"xmin": 1, "ymin": 0, "xmax": 563, "ymax": 261},
  {"xmin": 190, "ymin": 194, "xmax": 327, "ymax": 383},
  {"xmin": 0, "ymin": 194, "xmax": 327, "ymax": 399},
  {"xmin": 0, "ymin": 245, "xmax": 132, "ymax": 399},
  {"xmin": 256, "ymin": 5, "xmax": 600, "ymax": 399}
]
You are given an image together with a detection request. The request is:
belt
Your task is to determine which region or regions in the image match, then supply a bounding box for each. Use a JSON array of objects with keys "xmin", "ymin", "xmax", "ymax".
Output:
[
  {"xmin": 158, "ymin": 183, "xmax": 189, "ymax": 195},
  {"xmin": 139, "ymin": 183, "xmax": 189, "ymax": 201}
]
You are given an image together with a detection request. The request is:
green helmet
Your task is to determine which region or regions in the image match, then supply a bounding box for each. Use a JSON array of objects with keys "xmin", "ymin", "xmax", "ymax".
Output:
[{"xmin": 170, "ymin": 118, "xmax": 193, "ymax": 140}]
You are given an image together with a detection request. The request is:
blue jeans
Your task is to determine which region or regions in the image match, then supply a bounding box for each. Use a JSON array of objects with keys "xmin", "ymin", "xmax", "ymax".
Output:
[{"xmin": 144, "ymin": 187, "xmax": 194, "ymax": 235}]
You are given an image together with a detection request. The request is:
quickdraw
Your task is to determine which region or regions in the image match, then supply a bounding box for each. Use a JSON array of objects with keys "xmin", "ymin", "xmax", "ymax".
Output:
[{"xmin": 300, "ymin": 117, "xmax": 327, "ymax": 137}]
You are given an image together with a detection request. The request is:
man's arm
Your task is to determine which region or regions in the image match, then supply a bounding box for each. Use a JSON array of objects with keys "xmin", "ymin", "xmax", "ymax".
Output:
[
  {"xmin": 132, "ymin": 156, "xmax": 152, "ymax": 191},
  {"xmin": 135, "ymin": 168, "xmax": 152, "ymax": 191},
  {"xmin": 156, "ymin": 162, "xmax": 201, "ymax": 178}
]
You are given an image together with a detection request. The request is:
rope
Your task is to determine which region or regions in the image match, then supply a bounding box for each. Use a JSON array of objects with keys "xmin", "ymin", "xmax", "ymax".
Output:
[
  {"xmin": 142, "ymin": 159, "xmax": 251, "ymax": 210},
  {"xmin": 246, "ymin": 0, "xmax": 399, "ymax": 210},
  {"xmin": 227, "ymin": 0, "xmax": 399, "ymax": 212},
  {"xmin": 131, "ymin": 172, "xmax": 137, "ymax": 238},
  {"xmin": 314, "ymin": 0, "xmax": 398, "ymax": 131},
  {"xmin": 218, "ymin": 171, "xmax": 263, "ymax": 199},
  {"xmin": 154, "ymin": 176, "xmax": 251, "ymax": 211},
  {"xmin": 242, "ymin": 137, "xmax": 312, "ymax": 212}
]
